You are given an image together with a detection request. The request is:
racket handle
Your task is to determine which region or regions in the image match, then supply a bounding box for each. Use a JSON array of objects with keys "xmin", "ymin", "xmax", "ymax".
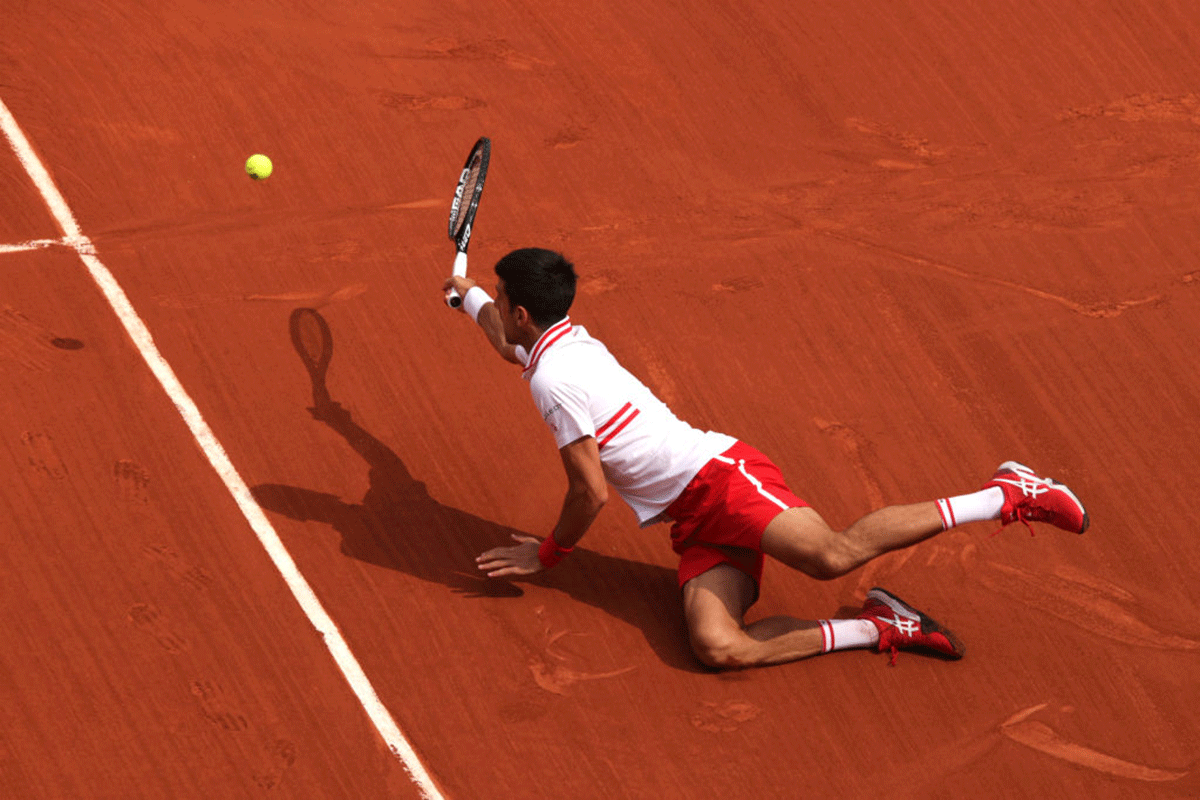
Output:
[{"xmin": 445, "ymin": 250, "xmax": 468, "ymax": 308}]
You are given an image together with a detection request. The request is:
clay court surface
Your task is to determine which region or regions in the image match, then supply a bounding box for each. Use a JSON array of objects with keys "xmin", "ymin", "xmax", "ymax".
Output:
[{"xmin": 3, "ymin": 1, "xmax": 1199, "ymax": 797}]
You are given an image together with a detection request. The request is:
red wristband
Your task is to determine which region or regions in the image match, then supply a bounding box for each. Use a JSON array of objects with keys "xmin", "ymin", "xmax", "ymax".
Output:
[{"xmin": 537, "ymin": 531, "xmax": 573, "ymax": 568}]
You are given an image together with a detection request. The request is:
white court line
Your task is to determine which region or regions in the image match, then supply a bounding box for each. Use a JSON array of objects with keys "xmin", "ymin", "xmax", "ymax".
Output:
[
  {"xmin": 0, "ymin": 98, "xmax": 443, "ymax": 800},
  {"xmin": 0, "ymin": 238, "xmax": 65, "ymax": 254}
]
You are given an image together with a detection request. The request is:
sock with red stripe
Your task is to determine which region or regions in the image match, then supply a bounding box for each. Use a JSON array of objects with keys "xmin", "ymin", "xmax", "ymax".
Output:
[
  {"xmin": 818, "ymin": 618, "xmax": 879, "ymax": 653},
  {"xmin": 935, "ymin": 486, "xmax": 1004, "ymax": 530}
]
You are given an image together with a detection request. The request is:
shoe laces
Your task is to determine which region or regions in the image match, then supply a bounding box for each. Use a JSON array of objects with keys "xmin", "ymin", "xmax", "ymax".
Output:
[
  {"xmin": 990, "ymin": 508, "xmax": 1037, "ymax": 538},
  {"xmin": 868, "ymin": 611, "xmax": 910, "ymax": 666}
]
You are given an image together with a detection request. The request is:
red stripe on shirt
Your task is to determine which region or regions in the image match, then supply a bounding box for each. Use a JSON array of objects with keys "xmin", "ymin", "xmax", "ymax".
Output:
[
  {"xmin": 596, "ymin": 402, "xmax": 632, "ymax": 436},
  {"xmin": 597, "ymin": 408, "xmax": 639, "ymax": 449},
  {"xmin": 522, "ymin": 318, "xmax": 572, "ymax": 377}
]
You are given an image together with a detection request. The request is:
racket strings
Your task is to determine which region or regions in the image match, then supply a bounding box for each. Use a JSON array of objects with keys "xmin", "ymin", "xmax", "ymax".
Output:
[{"xmin": 452, "ymin": 162, "xmax": 483, "ymax": 237}]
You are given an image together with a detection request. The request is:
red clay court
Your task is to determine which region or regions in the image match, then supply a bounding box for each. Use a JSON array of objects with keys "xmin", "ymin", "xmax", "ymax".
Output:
[{"xmin": 2, "ymin": 1, "xmax": 1198, "ymax": 797}]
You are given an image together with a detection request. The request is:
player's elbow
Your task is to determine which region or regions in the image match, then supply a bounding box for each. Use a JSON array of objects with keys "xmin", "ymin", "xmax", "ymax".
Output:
[
  {"xmin": 586, "ymin": 485, "xmax": 608, "ymax": 514},
  {"xmin": 571, "ymin": 482, "xmax": 607, "ymax": 515}
]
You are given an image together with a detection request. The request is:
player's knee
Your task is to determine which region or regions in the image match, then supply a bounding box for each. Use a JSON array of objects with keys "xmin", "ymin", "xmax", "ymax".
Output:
[
  {"xmin": 690, "ymin": 628, "xmax": 752, "ymax": 669},
  {"xmin": 692, "ymin": 640, "xmax": 746, "ymax": 669},
  {"xmin": 809, "ymin": 541, "xmax": 863, "ymax": 580}
]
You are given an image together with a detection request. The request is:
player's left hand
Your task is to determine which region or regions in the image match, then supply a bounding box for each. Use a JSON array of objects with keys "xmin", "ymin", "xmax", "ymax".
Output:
[{"xmin": 476, "ymin": 534, "xmax": 544, "ymax": 578}]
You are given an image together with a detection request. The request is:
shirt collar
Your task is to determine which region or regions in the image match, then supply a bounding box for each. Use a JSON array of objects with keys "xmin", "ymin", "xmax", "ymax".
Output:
[{"xmin": 521, "ymin": 316, "xmax": 572, "ymax": 380}]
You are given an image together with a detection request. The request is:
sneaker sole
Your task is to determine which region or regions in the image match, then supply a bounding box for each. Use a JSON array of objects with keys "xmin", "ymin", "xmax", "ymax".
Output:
[
  {"xmin": 867, "ymin": 587, "xmax": 965, "ymax": 659},
  {"xmin": 997, "ymin": 461, "xmax": 1090, "ymax": 534}
]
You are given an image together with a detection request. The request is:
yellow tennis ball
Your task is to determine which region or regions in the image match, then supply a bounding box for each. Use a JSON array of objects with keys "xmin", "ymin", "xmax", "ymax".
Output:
[{"xmin": 245, "ymin": 154, "xmax": 273, "ymax": 180}]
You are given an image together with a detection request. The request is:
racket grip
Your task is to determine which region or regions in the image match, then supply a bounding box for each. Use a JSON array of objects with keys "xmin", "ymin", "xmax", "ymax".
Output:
[{"xmin": 445, "ymin": 250, "xmax": 468, "ymax": 308}]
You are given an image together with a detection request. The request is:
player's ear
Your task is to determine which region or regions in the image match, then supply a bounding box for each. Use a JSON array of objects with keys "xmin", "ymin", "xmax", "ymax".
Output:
[{"xmin": 514, "ymin": 305, "xmax": 532, "ymax": 327}]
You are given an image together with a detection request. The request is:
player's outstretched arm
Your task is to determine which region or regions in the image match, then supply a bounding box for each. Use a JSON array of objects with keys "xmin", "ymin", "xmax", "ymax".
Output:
[
  {"xmin": 551, "ymin": 435, "xmax": 608, "ymax": 551},
  {"xmin": 443, "ymin": 275, "xmax": 522, "ymax": 364},
  {"xmin": 476, "ymin": 436, "xmax": 608, "ymax": 578}
]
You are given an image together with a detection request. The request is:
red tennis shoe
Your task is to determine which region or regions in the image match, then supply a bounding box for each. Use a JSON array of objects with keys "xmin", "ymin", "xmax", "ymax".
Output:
[
  {"xmin": 858, "ymin": 588, "xmax": 965, "ymax": 666},
  {"xmin": 983, "ymin": 461, "xmax": 1089, "ymax": 534}
]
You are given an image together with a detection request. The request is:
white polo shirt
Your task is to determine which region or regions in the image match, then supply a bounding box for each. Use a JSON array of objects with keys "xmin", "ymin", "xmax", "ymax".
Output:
[{"xmin": 518, "ymin": 317, "xmax": 736, "ymax": 525}]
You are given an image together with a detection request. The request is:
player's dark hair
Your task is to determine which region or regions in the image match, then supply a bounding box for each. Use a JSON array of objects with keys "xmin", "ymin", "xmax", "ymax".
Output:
[{"xmin": 494, "ymin": 248, "xmax": 576, "ymax": 327}]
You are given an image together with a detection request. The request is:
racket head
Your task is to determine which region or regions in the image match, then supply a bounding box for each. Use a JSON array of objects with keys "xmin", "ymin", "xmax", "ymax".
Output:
[
  {"xmin": 447, "ymin": 137, "xmax": 491, "ymax": 251},
  {"xmin": 289, "ymin": 307, "xmax": 333, "ymax": 380}
]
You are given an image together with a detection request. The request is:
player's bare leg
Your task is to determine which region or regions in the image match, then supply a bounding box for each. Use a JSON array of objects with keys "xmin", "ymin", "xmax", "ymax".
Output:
[
  {"xmin": 683, "ymin": 564, "xmax": 827, "ymax": 668},
  {"xmin": 681, "ymin": 502, "xmax": 959, "ymax": 669},
  {"xmin": 683, "ymin": 562, "xmax": 965, "ymax": 669},
  {"xmin": 759, "ymin": 504, "xmax": 945, "ymax": 580},
  {"xmin": 760, "ymin": 460, "xmax": 1090, "ymax": 580}
]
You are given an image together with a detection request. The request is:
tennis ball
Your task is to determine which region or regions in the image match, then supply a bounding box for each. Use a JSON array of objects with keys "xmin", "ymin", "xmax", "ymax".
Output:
[{"xmin": 245, "ymin": 154, "xmax": 273, "ymax": 180}]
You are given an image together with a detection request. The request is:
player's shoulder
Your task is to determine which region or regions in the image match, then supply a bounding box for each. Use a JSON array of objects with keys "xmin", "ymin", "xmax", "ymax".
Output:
[
  {"xmin": 529, "ymin": 327, "xmax": 605, "ymax": 387},
  {"xmin": 545, "ymin": 327, "xmax": 613, "ymax": 368},
  {"xmin": 530, "ymin": 350, "xmax": 588, "ymax": 392}
]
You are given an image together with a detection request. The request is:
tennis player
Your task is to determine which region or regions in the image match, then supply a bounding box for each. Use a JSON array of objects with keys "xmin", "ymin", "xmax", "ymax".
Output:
[{"xmin": 444, "ymin": 248, "xmax": 1089, "ymax": 669}]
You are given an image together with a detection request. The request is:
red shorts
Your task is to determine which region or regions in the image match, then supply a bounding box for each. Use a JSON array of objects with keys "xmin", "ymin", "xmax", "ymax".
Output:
[{"xmin": 665, "ymin": 441, "xmax": 808, "ymax": 591}]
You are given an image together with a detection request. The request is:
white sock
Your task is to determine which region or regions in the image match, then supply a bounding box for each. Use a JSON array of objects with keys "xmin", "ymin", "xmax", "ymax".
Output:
[
  {"xmin": 818, "ymin": 618, "xmax": 879, "ymax": 653},
  {"xmin": 936, "ymin": 486, "xmax": 1004, "ymax": 530}
]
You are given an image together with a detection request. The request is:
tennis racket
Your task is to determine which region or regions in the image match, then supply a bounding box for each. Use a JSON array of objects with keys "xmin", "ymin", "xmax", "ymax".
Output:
[{"xmin": 444, "ymin": 136, "xmax": 491, "ymax": 308}]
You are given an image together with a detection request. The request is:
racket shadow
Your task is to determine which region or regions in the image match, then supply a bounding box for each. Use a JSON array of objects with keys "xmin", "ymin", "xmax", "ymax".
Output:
[{"xmin": 251, "ymin": 308, "xmax": 702, "ymax": 674}]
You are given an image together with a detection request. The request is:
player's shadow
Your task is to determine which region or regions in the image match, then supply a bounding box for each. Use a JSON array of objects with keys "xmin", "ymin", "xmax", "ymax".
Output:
[{"xmin": 251, "ymin": 308, "xmax": 702, "ymax": 673}]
